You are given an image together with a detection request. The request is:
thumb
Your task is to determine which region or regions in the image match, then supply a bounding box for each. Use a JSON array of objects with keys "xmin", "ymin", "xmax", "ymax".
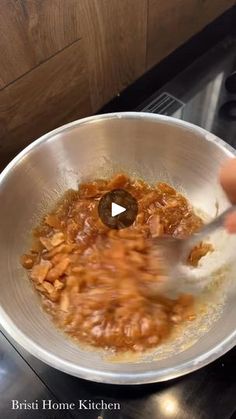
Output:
[
  {"xmin": 219, "ymin": 158, "xmax": 236, "ymax": 204},
  {"xmin": 225, "ymin": 212, "xmax": 236, "ymax": 233}
]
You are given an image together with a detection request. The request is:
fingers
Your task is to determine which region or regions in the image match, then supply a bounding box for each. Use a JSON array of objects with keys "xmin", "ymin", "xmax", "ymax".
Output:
[
  {"xmin": 224, "ymin": 212, "xmax": 236, "ymax": 234},
  {"xmin": 219, "ymin": 158, "xmax": 236, "ymax": 234},
  {"xmin": 220, "ymin": 158, "xmax": 236, "ymax": 204}
]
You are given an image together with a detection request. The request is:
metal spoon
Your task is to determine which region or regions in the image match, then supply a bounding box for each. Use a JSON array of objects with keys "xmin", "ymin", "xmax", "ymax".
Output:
[{"xmin": 151, "ymin": 205, "xmax": 236, "ymax": 296}]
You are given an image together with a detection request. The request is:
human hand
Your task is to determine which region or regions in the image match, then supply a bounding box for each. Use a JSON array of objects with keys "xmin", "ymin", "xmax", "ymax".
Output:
[{"xmin": 220, "ymin": 158, "xmax": 236, "ymax": 233}]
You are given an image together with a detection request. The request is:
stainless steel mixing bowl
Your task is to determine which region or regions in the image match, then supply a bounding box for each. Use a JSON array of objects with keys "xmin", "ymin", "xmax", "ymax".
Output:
[{"xmin": 0, "ymin": 112, "xmax": 236, "ymax": 384}]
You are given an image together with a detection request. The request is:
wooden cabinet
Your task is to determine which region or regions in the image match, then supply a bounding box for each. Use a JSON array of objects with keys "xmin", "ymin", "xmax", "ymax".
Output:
[
  {"xmin": 79, "ymin": 0, "xmax": 147, "ymax": 111},
  {"xmin": 0, "ymin": 0, "xmax": 234, "ymax": 162},
  {"xmin": 0, "ymin": 0, "xmax": 82, "ymax": 88},
  {"xmin": 0, "ymin": 39, "xmax": 91, "ymax": 166},
  {"xmin": 147, "ymin": 0, "xmax": 235, "ymax": 69}
]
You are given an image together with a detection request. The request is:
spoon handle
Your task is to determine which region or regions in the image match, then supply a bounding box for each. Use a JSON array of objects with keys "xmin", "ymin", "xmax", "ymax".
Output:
[{"xmin": 187, "ymin": 205, "xmax": 236, "ymax": 248}]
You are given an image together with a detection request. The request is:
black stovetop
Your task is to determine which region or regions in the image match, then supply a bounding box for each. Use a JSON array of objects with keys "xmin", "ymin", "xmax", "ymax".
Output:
[{"xmin": 1, "ymin": 28, "xmax": 236, "ymax": 419}]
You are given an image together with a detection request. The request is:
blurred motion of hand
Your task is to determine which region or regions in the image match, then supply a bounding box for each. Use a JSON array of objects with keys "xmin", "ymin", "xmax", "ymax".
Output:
[{"xmin": 220, "ymin": 158, "xmax": 236, "ymax": 233}]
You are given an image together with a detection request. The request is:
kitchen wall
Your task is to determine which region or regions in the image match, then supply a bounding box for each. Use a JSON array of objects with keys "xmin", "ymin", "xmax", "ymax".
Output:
[{"xmin": 0, "ymin": 0, "xmax": 234, "ymax": 165}]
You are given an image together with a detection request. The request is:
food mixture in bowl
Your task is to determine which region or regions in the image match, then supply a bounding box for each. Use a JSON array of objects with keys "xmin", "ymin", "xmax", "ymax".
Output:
[{"xmin": 21, "ymin": 173, "xmax": 212, "ymax": 353}]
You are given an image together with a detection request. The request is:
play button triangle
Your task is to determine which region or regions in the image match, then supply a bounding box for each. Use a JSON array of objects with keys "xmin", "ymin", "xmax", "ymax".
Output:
[{"xmin": 111, "ymin": 202, "xmax": 126, "ymax": 217}]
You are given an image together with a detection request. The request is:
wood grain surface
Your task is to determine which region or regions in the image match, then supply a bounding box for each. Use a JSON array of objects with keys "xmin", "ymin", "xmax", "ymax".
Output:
[
  {"xmin": 80, "ymin": 0, "xmax": 147, "ymax": 111},
  {"xmin": 147, "ymin": 0, "xmax": 236, "ymax": 70},
  {"xmin": 0, "ymin": 0, "xmax": 234, "ymax": 163},
  {"xmin": 0, "ymin": 0, "xmax": 82, "ymax": 88},
  {"xmin": 0, "ymin": 38, "xmax": 91, "ymax": 169}
]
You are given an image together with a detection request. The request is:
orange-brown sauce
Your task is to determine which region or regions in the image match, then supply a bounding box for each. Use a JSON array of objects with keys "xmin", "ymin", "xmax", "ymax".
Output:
[{"xmin": 21, "ymin": 174, "xmax": 211, "ymax": 352}]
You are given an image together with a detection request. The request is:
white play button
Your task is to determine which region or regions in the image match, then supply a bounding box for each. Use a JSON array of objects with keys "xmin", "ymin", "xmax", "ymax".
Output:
[
  {"xmin": 98, "ymin": 189, "xmax": 138, "ymax": 229},
  {"xmin": 111, "ymin": 202, "xmax": 126, "ymax": 217}
]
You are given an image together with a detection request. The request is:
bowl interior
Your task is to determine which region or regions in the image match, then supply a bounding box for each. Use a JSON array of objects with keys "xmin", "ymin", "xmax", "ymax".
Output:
[{"xmin": 0, "ymin": 113, "xmax": 235, "ymax": 384}]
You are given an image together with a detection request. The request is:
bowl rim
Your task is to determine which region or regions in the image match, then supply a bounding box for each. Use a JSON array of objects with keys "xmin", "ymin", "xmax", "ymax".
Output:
[
  {"xmin": 1, "ymin": 112, "xmax": 235, "ymax": 183},
  {"xmin": 0, "ymin": 111, "xmax": 236, "ymax": 384}
]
